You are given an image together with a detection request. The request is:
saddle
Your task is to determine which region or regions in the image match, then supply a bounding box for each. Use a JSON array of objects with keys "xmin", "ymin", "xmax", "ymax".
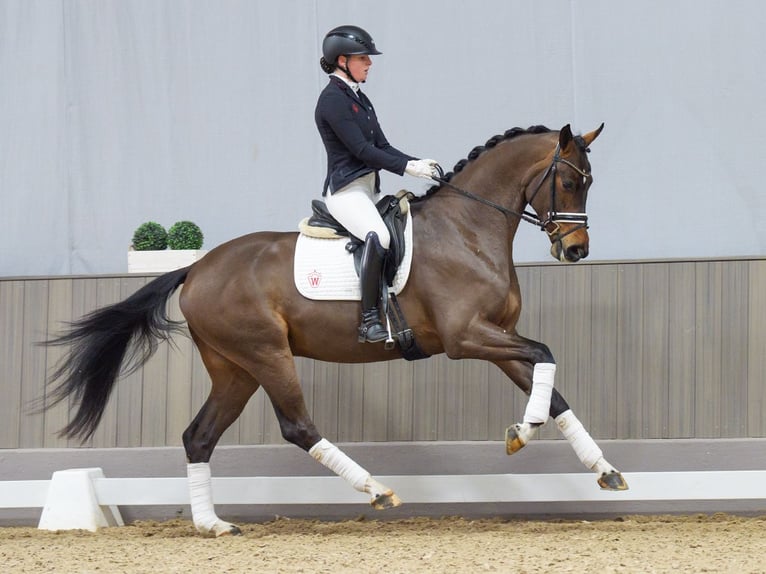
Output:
[
  {"xmin": 299, "ymin": 190, "xmax": 413, "ymax": 287},
  {"xmin": 297, "ymin": 190, "xmax": 429, "ymax": 361}
]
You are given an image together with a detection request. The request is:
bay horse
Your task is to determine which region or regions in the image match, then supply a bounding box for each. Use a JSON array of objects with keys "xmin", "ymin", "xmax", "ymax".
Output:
[{"xmin": 43, "ymin": 123, "xmax": 627, "ymax": 537}]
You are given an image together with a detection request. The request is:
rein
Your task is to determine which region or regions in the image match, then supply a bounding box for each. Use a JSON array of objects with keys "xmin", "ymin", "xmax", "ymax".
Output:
[
  {"xmin": 430, "ymin": 165, "xmax": 542, "ymax": 227},
  {"xmin": 430, "ymin": 144, "xmax": 590, "ymax": 242}
]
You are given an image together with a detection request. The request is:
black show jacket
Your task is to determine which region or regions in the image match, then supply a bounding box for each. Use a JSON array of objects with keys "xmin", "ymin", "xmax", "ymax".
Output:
[{"xmin": 315, "ymin": 76, "xmax": 416, "ymax": 196}]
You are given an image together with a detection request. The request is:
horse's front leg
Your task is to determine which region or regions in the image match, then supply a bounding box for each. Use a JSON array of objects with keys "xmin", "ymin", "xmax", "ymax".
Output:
[
  {"xmin": 497, "ymin": 359, "xmax": 628, "ymax": 491},
  {"xmin": 503, "ymin": 361, "xmax": 555, "ymax": 455},
  {"xmin": 439, "ymin": 320, "xmax": 628, "ymax": 490},
  {"xmin": 441, "ymin": 326, "xmax": 558, "ymax": 456}
]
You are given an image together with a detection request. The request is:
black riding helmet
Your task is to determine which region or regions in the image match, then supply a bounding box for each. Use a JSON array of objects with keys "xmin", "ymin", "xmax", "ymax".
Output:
[{"xmin": 320, "ymin": 25, "xmax": 381, "ymax": 81}]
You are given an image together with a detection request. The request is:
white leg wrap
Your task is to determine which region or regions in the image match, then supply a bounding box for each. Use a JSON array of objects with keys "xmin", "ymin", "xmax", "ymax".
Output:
[
  {"xmin": 592, "ymin": 457, "xmax": 618, "ymax": 476},
  {"xmin": 555, "ymin": 409, "xmax": 604, "ymax": 470},
  {"xmin": 309, "ymin": 438, "xmax": 371, "ymax": 493},
  {"xmin": 187, "ymin": 462, "xmax": 223, "ymax": 533},
  {"xmin": 523, "ymin": 362, "xmax": 556, "ymax": 424}
]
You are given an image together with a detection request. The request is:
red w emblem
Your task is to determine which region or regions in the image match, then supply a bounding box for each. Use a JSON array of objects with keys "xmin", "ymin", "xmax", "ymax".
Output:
[{"xmin": 307, "ymin": 270, "xmax": 321, "ymax": 288}]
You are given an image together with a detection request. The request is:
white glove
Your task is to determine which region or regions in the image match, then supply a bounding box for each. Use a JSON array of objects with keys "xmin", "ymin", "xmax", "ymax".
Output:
[{"xmin": 405, "ymin": 159, "xmax": 438, "ymax": 180}]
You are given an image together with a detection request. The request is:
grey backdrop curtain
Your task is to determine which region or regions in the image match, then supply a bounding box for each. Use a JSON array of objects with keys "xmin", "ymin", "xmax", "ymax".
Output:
[{"xmin": 1, "ymin": 0, "xmax": 764, "ymax": 276}]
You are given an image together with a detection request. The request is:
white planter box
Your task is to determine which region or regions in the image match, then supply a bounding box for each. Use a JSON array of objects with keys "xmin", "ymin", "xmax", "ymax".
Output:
[{"xmin": 127, "ymin": 249, "xmax": 208, "ymax": 273}]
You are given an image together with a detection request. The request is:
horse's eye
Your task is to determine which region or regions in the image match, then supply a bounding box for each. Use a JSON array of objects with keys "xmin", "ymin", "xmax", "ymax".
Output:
[{"xmin": 562, "ymin": 180, "xmax": 574, "ymax": 191}]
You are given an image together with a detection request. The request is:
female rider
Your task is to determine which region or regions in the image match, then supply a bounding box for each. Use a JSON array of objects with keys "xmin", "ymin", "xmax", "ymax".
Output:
[{"xmin": 315, "ymin": 25, "xmax": 438, "ymax": 343}]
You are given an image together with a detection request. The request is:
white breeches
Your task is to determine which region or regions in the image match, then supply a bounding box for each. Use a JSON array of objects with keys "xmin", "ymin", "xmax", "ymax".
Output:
[{"xmin": 325, "ymin": 173, "xmax": 390, "ymax": 249}]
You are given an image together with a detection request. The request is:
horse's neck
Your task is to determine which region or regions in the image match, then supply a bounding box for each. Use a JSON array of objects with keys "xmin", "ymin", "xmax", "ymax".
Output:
[
  {"xmin": 422, "ymin": 140, "xmax": 553, "ymax": 252},
  {"xmin": 413, "ymin": 172, "xmax": 521, "ymax": 267},
  {"xmin": 449, "ymin": 160, "xmax": 529, "ymax": 226},
  {"xmin": 464, "ymin": 138, "xmax": 548, "ymax": 202}
]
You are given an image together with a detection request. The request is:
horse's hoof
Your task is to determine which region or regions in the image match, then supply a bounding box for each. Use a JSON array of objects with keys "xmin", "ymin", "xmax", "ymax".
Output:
[
  {"xmin": 213, "ymin": 524, "xmax": 242, "ymax": 537},
  {"xmin": 504, "ymin": 424, "xmax": 526, "ymax": 455},
  {"xmin": 371, "ymin": 490, "xmax": 402, "ymax": 510},
  {"xmin": 597, "ymin": 471, "xmax": 629, "ymax": 491}
]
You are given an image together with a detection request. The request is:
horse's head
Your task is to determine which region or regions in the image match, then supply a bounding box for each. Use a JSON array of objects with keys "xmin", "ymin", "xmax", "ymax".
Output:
[{"xmin": 527, "ymin": 123, "xmax": 604, "ymax": 262}]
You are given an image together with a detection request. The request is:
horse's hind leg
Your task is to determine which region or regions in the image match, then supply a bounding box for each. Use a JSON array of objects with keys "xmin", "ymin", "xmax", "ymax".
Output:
[
  {"xmin": 498, "ymin": 359, "xmax": 628, "ymax": 491},
  {"xmin": 182, "ymin": 344, "xmax": 260, "ymax": 536},
  {"xmin": 262, "ymin": 357, "xmax": 402, "ymax": 510}
]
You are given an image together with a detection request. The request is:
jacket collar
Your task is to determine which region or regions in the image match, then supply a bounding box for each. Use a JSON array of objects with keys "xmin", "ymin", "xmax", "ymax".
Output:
[
  {"xmin": 329, "ymin": 75, "xmax": 366, "ymax": 103},
  {"xmin": 331, "ymin": 72, "xmax": 359, "ymax": 93}
]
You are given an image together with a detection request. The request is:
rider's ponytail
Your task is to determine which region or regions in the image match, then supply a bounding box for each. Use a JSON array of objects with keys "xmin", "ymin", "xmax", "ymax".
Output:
[{"xmin": 319, "ymin": 57, "xmax": 335, "ymax": 74}]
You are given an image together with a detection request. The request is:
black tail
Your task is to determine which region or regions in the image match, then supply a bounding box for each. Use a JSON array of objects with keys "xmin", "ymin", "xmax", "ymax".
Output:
[{"xmin": 41, "ymin": 266, "xmax": 191, "ymax": 441}]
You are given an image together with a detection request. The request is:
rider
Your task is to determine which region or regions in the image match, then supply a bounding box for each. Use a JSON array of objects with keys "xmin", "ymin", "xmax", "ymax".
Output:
[{"xmin": 316, "ymin": 24, "xmax": 439, "ymax": 343}]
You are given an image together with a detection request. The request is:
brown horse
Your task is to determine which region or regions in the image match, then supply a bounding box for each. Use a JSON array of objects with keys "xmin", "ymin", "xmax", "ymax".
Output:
[{"xmin": 44, "ymin": 124, "xmax": 627, "ymax": 537}]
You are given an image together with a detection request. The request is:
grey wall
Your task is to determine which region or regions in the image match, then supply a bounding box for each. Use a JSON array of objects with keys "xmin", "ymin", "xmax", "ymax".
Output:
[
  {"xmin": 3, "ymin": 257, "xmax": 765, "ymax": 449},
  {"xmin": 1, "ymin": 1, "xmax": 765, "ymax": 276}
]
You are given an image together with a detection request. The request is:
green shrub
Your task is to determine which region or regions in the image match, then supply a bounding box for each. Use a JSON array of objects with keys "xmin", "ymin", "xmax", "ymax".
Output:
[
  {"xmin": 132, "ymin": 222, "xmax": 168, "ymax": 251},
  {"xmin": 167, "ymin": 220, "xmax": 204, "ymax": 250}
]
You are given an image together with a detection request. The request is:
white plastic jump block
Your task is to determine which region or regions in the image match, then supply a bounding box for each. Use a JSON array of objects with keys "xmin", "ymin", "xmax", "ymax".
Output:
[{"xmin": 38, "ymin": 468, "xmax": 124, "ymax": 532}]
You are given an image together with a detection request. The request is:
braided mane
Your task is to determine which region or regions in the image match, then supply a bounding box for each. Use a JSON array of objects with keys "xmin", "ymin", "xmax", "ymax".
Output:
[{"xmin": 422, "ymin": 125, "xmax": 552, "ymax": 197}]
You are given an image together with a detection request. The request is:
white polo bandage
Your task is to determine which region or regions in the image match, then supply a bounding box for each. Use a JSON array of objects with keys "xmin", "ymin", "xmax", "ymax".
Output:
[
  {"xmin": 309, "ymin": 438, "xmax": 370, "ymax": 492},
  {"xmin": 555, "ymin": 409, "xmax": 603, "ymax": 469},
  {"xmin": 523, "ymin": 362, "xmax": 556, "ymax": 424},
  {"xmin": 187, "ymin": 462, "xmax": 220, "ymax": 532}
]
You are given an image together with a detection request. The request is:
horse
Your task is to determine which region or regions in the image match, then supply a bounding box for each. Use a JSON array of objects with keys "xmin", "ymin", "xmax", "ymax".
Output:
[{"xmin": 42, "ymin": 123, "xmax": 627, "ymax": 537}]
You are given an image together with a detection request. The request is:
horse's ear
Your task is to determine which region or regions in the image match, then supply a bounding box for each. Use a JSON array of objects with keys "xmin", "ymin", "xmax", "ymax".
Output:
[
  {"xmin": 582, "ymin": 123, "xmax": 605, "ymax": 147},
  {"xmin": 559, "ymin": 124, "xmax": 573, "ymax": 150}
]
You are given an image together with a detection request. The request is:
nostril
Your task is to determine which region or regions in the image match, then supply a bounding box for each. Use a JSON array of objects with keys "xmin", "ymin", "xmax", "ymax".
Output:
[{"xmin": 566, "ymin": 245, "xmax": 588, "ymax": 261}]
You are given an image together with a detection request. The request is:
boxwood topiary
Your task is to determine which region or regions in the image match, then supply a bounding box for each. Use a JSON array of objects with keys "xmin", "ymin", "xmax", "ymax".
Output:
[
  {"xmin": 167, "ymin": 220, "xmax": 204, "ymax": 250},
  {"xmin": 132, "ymin": 222, "xmax": 168, "ymax": 251}
]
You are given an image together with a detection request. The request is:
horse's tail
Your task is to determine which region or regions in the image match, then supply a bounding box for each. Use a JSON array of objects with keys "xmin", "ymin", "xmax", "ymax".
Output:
[{"xmin": 41, "ymin": 266, "xmax": 191, "ymax": 441}]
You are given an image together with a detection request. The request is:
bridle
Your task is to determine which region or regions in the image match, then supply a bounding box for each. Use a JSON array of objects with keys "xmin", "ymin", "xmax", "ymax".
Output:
[
  {"xmin": 526, "ymin": 143, "xmax": 591, "ymax": 243},
  {"xmin": 430, "ymin": 143, "xmax": 591, "ymax": 244}
]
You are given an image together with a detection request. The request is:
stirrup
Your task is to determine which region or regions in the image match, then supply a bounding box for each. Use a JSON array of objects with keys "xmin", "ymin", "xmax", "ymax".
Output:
[
  {"xmin": 358, "ymin": 321, "xmax": 388, "ymax": 343},
  {"xmin": 383, "ymin": 314, "xmax": 395, "ymax": 350},
  {"xmin": 358, "ymin": 309, "xmax": 388, "ymax": 343}
]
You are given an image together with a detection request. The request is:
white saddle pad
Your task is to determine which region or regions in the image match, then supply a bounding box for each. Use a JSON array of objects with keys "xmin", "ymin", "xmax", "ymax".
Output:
[{"xmin": 294, "ymin": 209, "xmax": 413, "ymax": 301}]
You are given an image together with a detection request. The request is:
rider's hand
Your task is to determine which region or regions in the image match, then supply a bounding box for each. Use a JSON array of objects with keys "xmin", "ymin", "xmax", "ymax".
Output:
[{"xmin": 405, "ymin": 159, "xmax": 438, "ymax": 180}]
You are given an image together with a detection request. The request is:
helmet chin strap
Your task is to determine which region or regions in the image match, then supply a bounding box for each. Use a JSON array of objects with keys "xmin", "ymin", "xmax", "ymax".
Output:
[{"xmin": 338, "ymin": 57, "xmax": 362, "ymax": 84}]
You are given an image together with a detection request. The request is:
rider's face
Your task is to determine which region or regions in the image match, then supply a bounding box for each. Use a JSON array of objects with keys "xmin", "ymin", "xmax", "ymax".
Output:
[{"xmin": 339, "ymin": 54, "xmax": 372, "ymax": 83}]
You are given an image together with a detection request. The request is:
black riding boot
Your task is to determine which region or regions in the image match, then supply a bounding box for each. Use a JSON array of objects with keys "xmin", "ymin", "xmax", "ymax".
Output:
[{"xmin": 358, "ymin": 231, "xmax": 388, "ymax": 343}]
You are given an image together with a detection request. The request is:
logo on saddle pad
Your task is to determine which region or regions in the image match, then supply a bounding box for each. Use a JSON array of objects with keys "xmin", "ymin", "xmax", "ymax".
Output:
[
  {"xmin": 293, "ymin": 209, "xmax": 413, "ymax": 301},
  {"xmin": 306, "ymin": 269, "xmax": 322, "ymax": 288}
]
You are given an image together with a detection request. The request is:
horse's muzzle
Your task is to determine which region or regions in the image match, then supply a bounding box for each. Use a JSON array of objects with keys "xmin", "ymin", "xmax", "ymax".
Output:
[
  {"xmin": 544, "ymin": 214, "xmax": 589, "ymax": 263},
  {"xmin": 564, "ymin": 243, "xmax": 589, "ymax": 262},
  {"xmin": 549, "ymin": 233, "xmax": 589, "ymax": 262}
]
